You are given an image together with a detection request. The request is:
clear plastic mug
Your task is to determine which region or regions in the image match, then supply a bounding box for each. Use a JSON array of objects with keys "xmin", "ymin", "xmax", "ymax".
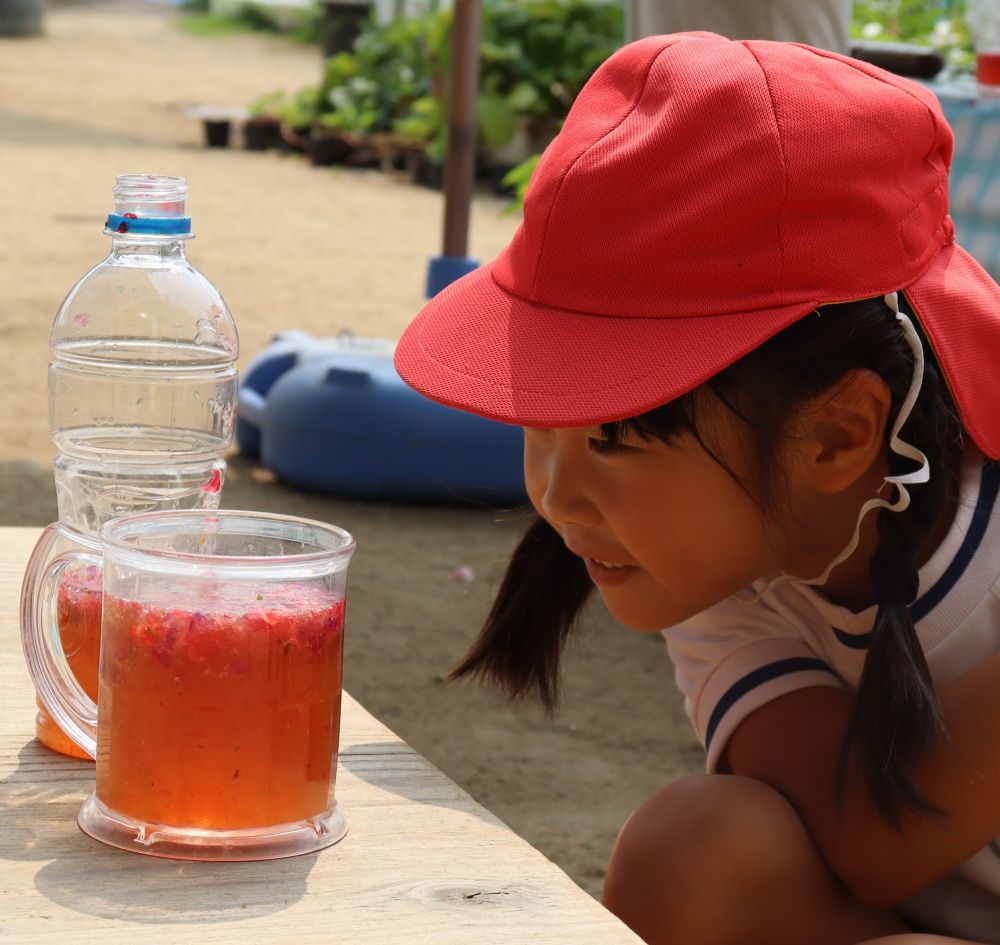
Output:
[{"xmin": 21, "ymin": 509, "xmax": 355, "ymax": 860}]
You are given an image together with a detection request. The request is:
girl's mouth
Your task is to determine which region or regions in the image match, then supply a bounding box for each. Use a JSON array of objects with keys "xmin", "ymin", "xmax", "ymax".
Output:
[{"xmin": 584, "ymin": 558, "xmax": 640, "ymax": 586}]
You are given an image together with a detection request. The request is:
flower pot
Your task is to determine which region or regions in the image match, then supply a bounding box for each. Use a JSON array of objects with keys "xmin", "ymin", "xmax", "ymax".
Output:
[
  {"xmin": 203, "ymin": 119, "xmax": 231, "ymax": 149},
  {"xmin": 848, "ymin": 40, "xmax": 944, "ymax": 80},
  {"xmin": 412, "ymin": 156, "xmax": 445, "ymax": 191},
  {"xmin": 393, "ymin": 147, "xmax": 425, "ymax": 174},
  {"xmin": 342, "ymin": 140, "xmax": 381, "ymax": 169},
  {"xmin": 0, "ymin": 0, "xmax": 43, "ymax": 36},
  {"xmin": 307, "ymin": 131, "xmax": 363, "ymax": 166},
  {"xmin": 244, "ymin": 117, "xmax": 283, "ymax": 151},
  {"xmin": 280, "ymin": 123, "xmax": 311, "ymax": 154}
]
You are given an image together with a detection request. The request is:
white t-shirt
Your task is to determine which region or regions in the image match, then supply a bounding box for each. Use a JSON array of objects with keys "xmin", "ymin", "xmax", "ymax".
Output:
[
  {"xmin": 627, "ymin": 0, "xmax": 852, "ymax": 54},
  {"xmin": 662, "ymin": 449, "xmax": 1000, "ymax": 942}
]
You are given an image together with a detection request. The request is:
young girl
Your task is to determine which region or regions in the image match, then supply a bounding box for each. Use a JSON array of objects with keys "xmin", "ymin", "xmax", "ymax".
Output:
[{"xmin": 395, "ymin": 32, "xmax": 1000, "ymax": 945}]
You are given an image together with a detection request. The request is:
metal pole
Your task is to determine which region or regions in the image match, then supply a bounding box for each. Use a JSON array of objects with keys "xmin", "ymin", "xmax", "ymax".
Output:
[{"xmin": 441, "ymin": 0, "xmax": 481, "ymax": 258}]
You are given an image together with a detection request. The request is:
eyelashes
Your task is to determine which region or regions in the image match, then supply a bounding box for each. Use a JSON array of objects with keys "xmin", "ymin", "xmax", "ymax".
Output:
[
  {"xmin": 587, "ymin": 436, "xmax": 629, "ymax": 455},
  {"xmin": 524, "ymin": 427, "xmax": 637, "ymax": 456}
]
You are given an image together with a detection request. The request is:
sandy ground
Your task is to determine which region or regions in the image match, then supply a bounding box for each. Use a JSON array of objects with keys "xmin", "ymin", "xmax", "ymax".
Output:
[{"xmin": 0, "ymin": 0, "xmax": 702, "ymax": 899}]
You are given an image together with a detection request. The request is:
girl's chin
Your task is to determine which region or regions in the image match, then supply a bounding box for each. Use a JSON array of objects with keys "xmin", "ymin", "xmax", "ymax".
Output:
[
  {"xmin": 598, "ymin": 587, "xmax": 698, "ymax": 633},
  {"xmin": 599, "ymin": 593, "xmax": 683, "ymax": 634}
]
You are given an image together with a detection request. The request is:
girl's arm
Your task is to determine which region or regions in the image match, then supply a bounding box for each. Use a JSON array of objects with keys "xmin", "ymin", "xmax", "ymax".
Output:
[{"xmin": 724, "ymin": 651, "xmax": 1000, "ymax": 907}]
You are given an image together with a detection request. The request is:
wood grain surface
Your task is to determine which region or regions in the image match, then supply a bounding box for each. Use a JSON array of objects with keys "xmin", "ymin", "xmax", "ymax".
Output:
[{"xmin": 0, "ymin": 527, "xmax": 642, "ymax": 944}]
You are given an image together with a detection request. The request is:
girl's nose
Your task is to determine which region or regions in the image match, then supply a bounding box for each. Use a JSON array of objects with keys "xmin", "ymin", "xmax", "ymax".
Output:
[{"xmin": 537, "ymin": 455, "xmax": 601, "ymax": 529}]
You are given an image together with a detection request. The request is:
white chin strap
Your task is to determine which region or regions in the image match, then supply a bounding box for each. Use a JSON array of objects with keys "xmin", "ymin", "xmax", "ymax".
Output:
[{"xmin": 750, "ymin": 292, "xmax": 931, "ymax": 598}]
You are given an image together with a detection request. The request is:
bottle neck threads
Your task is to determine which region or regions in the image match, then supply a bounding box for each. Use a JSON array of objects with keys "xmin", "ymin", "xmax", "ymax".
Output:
[{"xmin": 106, "ymin": 174, "xmax": 193, "ymax": 240}]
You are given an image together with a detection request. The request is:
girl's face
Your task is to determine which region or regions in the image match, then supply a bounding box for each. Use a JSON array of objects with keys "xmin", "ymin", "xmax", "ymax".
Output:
[{"xmin": 523, "ymin": 409, "xmax": 805, "ymax": 631}]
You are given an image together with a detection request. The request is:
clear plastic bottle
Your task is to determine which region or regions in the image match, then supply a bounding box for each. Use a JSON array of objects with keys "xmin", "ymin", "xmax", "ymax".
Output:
[
  {"xmin": 28, "ymin": 173, "xmax": 239, "ymax": 757},
  {"xmin": 49, "ymin": 174, "xmax": 239, "ymax": 531}
]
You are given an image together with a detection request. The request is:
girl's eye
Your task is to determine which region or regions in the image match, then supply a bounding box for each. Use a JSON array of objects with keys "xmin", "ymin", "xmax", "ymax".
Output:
[{"xmin": 587, "ymin": 436, "xmax": 628, "ymax": 455}]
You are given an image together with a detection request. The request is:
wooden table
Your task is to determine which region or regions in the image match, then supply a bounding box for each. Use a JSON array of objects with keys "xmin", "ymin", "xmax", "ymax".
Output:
[{"xmin": 0, "ymin": 527, "xmax": 642, "ymax": 944}]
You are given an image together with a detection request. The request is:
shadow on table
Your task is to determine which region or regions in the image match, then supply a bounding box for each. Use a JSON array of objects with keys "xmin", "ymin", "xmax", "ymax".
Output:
[
  {"xmin": 1, "ymin": 741, "xmax": 317, "ymax": 923},
  {"xmin": 340, "ymin": 741, "xmax": 501, "ymax": 827}
]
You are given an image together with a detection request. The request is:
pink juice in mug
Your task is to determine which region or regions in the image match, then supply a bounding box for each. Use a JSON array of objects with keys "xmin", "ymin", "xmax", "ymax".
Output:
[
  {"xmin": 36, "ymin": 564, "xmax": 103, "ymax": 759},
  {"xmin": 95, "ymin": 580, "xmax": 345, "ymax": 830}
]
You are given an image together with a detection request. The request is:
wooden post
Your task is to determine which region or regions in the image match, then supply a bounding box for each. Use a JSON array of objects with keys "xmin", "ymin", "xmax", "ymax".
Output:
[{"xmin": 441, "ymin": 0, "xmax": 481, "ymax": 259}]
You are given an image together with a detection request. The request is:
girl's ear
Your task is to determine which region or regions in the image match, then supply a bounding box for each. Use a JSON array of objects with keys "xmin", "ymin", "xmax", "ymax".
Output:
[{"xmin": 795, "ymin": 369, "xmax": 892, "ymax": 494}]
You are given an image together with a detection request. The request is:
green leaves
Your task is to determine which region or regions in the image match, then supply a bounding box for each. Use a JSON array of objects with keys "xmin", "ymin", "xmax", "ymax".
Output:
[
  {"xmin": 477, "ymin": 0, "xmax": 624, "ymax": 141},
  {"xmin": 248, "ymin": 90, "xmax": 288, "ymax": 120},
  {"xmin": 394, "ymin": 95, "xmax": 447, "ymax": 159},
  {"xmin": 280, "ymin": 87, "xmax": 321, "ymax": 130},
  {"xmin": 500, "ymin": 153, "xmax": 541, "ymax": 215},
  {"xmin": 477, "ymin": 94, "xmax": 518, "ymax": 146},
  {"xmin": 262, "ymin": 0, "xmax": 623, "ymax": 159}
]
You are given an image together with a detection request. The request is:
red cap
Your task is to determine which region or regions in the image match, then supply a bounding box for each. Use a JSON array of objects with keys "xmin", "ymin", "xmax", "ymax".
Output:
[{"xmin": 395, "ymin": 32, "xmax": 1000, "ymax": 459}]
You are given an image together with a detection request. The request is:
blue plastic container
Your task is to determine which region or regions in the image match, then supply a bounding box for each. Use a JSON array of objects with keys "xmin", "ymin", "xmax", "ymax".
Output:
[{"xmin": 237, "ymin": 332, "xmax": 526, "ymax": 503}]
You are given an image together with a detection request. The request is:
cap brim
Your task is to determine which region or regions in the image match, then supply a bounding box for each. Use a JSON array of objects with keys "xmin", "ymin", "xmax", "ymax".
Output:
[
  {"xmin": 906, "ymin": 240, "xmax": 1000, "ymax": 460},
  {"xmin": 395, "ymin": 263, "xmax": 814, "ymax": 428}
]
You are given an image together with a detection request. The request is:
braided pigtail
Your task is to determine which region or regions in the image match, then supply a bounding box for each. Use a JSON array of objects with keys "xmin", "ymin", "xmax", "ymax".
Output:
[
  {"xmin": 448, "ymin": 514, "xmax": 592, "ymax": 711},
  {"xmin": 837, "ymin": 308, "xmax": 960, "ymax": 828}
]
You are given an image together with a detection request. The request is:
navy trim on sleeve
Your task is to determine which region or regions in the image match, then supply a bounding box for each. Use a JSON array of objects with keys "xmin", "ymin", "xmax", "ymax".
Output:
[
  {"xmin": 910, "ymin": 461, "xmax": 1000, "ymax": 623},
  {"xmin": 833, "ymin": 627, "xmax": 873, "ymax": 650},
  {"xmin": 704, "ymin": 657, "xmax": 835, "ymax": 753}
]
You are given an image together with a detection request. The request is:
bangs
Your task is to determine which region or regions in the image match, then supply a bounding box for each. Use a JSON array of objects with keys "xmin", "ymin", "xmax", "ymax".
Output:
[{"xmin": 599, "ymin": 389, "xmax": 702, "ymax": 446}]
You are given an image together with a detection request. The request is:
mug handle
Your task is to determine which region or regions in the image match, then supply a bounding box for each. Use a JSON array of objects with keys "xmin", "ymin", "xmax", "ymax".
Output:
[{"xmin": 20, "ymin": 522, "xmax": 101, "ymax": 759}]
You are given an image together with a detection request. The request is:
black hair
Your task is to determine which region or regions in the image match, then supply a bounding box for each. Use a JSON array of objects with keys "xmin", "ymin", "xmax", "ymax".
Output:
[{"xmin": 449, "ymin": 294, "xmax": 964, "ymax": 829}]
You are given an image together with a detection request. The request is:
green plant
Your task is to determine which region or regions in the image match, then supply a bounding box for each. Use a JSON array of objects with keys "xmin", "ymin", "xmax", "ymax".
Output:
[
  {"xmin": 261, "ymin": 0, "xmax": 621, "ymax": 159},
  {"xmin": 249, "ymin": 90, "xmax": 289, "ymax": 120},
  {"xmin": 176, "ymin": 12, "xmax": 252, "ymax": 38},
  {"xmin": 287, "ymin": 4, "xmax": 323, "ymax": 44},
  {"xmin": 234, "ymin": 2, "xmax": 281, "ymax": 31},
  {"xmin": 279, "ymin": 86, "xmax": 322, "ymax": 129},
  {"xmin": 500, "ymin": 153, "xmax": 541, "ymax": 214},
  {"xmin": 852, "ymin": 0, "xmax": 974, "ymax": 75},
  {"xmin": 476, "ymin": 0, "xmax": 623, "ymax": 149},
  {"xmin": 393, "ymin": 95, "xmax": 447, "ymax": 159},
  {"xmin": 176, "ymin": 1, "xmax": 321, "ymax": 44},
  {"xmin": 309, "ymin": 12, "xmax": 450, "ymax": 141}
]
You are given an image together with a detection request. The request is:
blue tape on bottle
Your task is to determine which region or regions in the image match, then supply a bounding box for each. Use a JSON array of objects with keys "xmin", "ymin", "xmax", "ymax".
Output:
[{"xmin": 105, "ymin": 213, "xmax": 193, "ymax": 235}]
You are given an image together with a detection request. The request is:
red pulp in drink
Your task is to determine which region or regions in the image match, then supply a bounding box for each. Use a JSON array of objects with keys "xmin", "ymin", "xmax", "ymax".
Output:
[
  {"xmin": 95, "ymin": 581, "xmax": 345, "ymax": 830},
  {"xmin": 36, "ymin": 565, "xmax": 103, "ymax": 759}
]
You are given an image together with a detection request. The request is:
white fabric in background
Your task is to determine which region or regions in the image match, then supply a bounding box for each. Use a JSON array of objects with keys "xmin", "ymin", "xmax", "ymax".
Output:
[{"xmin": 627, "ymin": 0, "xmax": 851, "ymax": 53}]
